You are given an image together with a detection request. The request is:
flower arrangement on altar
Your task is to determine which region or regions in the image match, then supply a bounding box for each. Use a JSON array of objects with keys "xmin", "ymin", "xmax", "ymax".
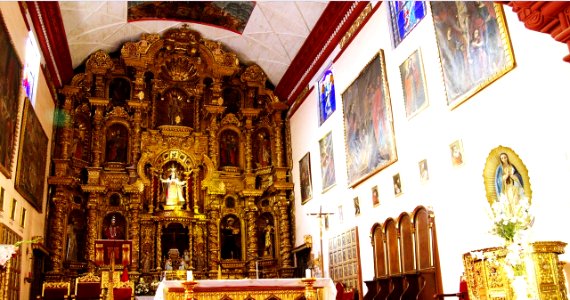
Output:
[
  {"xmin": 135, "ymin": 278, "xmax": 150, "ymax": 295},
  {"xmin": 488, "ymin": 193, "xmax": 534, "ymax": 279},
  {"xmin": 0, "ymin": 237, "xmax": 42, "ymax": 267}
]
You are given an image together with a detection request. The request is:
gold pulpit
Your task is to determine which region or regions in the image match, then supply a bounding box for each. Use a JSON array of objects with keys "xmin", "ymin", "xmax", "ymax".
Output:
[{"xmin": 463, "ymin": 241, "xmax": 567, "ymax": 300}]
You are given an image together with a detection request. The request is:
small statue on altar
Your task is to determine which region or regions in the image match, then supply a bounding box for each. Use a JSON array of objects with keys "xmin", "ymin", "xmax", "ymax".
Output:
[
  {"xmin": 104, "ymin": 215, "xmax": 123, "ymax": 240},
  {"xmin": 179, "ymin": 260, "xmax": 186, "ymax": 270},
  {"xmin": 160, "ymin": 166, "xmax": 187, "ymax": 206},
  {"xmin": 263, "ymin": 220, "xmax": 274, "ymax": 257},
  {"xmin": 221, "ymin": 217, "xmax": 241, "ymax": 259},
  {"xmin": 165, "ymin": 258, "xmax": 173, "ymax": 270}
]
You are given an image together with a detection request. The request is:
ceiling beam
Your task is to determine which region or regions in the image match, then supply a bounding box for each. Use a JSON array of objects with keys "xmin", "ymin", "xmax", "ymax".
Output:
[{"xmin": 26, "ymin": 1, "xmax": 73, "ymax": 89}]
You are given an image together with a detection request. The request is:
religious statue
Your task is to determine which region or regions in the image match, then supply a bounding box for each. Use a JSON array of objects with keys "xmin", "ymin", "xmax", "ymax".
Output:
[
  {"xmin": 104, "ymin": 215, "xmax": 123, "ymax": 240},
  {"xmin": 160, "ymin": 166, "xmax": 187, "ymax": 206},
  {"xmin": 221, "ymin": 217, "xmax": 241, "ymax": 259},
  {"xmin": 263, "ymin": 220, "xmax": 273, "ymax": 257}
]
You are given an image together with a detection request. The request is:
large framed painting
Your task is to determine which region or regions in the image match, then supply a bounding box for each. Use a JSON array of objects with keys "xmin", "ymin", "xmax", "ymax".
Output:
[
  {"xmin": 400, "ymin": 48, "xmax": 428, "ymax": 119},
  {"xmin": 318, "ymin": 69, "xmax": 336, "ymax": 125},
  {"xmin": 0, "ymin": 13, "xmax": 23, "ymax": 178},
  {"xmin": 389, "ymin": 1, "xmax": 427, "ymax": 47},
  {"xmin": 319, "ymin": 131, "xmax": 336, "ymax": 192},
  {"xmin": 299, "ymin": 152, "xmax": 313, "ymax": 204},
  {"xmin": 15, "ymin": 98, "xmax": 48, "ymax": 212},
  {"xmin": 342, "ymin": 50, "xmax": 397, "ymax": 187},
  {"xmin": 431, "ymin": 2, "xmax": 515, "ymax": 108}
]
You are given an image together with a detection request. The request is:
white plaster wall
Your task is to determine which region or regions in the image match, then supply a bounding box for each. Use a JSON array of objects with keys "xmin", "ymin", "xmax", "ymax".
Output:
[
  {"xmin": 290, "ymin": 2, "xmax": 570, "ymax": 295},
  {"xmin": 0, "ymin": 2, "xmax": 56, "ymax": 299}
]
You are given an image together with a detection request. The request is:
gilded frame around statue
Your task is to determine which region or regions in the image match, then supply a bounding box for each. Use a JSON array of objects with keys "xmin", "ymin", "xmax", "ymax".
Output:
[{"xmin": 483, "ymin": 146, "xmax": 532, "ymax": 206}]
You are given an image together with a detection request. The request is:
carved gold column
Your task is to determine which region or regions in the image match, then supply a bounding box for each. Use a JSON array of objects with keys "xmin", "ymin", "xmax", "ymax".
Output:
[
  {"xmin": 58, "ymin": 87, "xmax": 79, "ymax": 160},
  {"xmin": 128, "ymin": 193, "xmax": 141, "ymax": 272},
  {"xmin": 85, "ymin": 194, "xmax": 99, "ymax": 272},
  {"xmin": 244, "ymin": 195, "xmax": 259, "ymax": 274},
  {"xmin": 156, "ymin": 223, "xmax": 163, "ymax": 270},
  {"xmin": 48, "ymin": 188, "xmax": 70, "ymax": 273},
  {"xmin": 128, "ymin": 101, "xmax": 147, "ymax": 163},
  {"xmin": 276, "ymin": 192, "xmax": 293, "ymax": 269},
  {"xmin": 241, "ymin": 108, "xmax": 261, "ymax": 172},
  {"xmin": 207, "ymin": 194, "xmax": 221, "ymax": 277},
  {"xmin": 85, "ymin": 50, "xmax": 114, "ymax": 98},
  {"xmin": 269, "ymin": 102, "xmax": 288, "ymax": 167},
  {"xmin": 204, "ymin": 105, "xmax": 224, "ymax": 168},
  {"xmin": 89, "ymin": 99, "xmax": 109, "ymax": 168}
]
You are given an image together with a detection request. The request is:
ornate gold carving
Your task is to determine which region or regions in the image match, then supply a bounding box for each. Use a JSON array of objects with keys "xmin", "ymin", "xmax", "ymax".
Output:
[
  {"xmin": 241, "ymin": 64, "xmax": 267, "ymax": 85},
  {"xmin": 339, "ymin": 3, "xmax": 373, "ymax": 49},
  {"xmin": 221, "ymin": 113, "xmax": 241, "ymax": 127},
  {"xmin": 86, "ymin": 50, "xmax": 114, "ymax": 75},
  {"xmin": 161, "ymin": 56, "xmax": 200, "ymax": 82}
]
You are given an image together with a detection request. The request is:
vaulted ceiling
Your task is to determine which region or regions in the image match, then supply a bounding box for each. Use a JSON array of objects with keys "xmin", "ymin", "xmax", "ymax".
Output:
[
  {"xmin": 23, "ymin": 2, "xmax": 570, "ymax": 106},
  {"xmin": 24, "ymin": 1, "xmax": 369, "ymax": 105}
]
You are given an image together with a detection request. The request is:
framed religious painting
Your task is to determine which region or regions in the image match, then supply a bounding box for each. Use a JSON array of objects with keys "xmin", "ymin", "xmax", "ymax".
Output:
[
  {"xmin": 400, "ymin": 49, "xmax": 428, "ymax": 119},
  {"xmin": 0, "ymin": 13, "xmax": 23, "ymax": 178},
  {"xmin": 299, "ymin": 152, "xmax": 313, "ymax": 204},
  {"xmin": 431, "ymin": 2, "xmax": 515, "ymax": 108},
  {"xmin": 371, "ymin": 185, "xmax": 379, "ymax": 207},
  {"xmin": 15, "ymin": 98, "xmax": 48, "ymax": 212},
  {"xmin": 319, "ymin": 131, "xmax": 336, "ymax": 192},
  {"xmin": 450, "ymin": 140, "xmax": 464, "ymax": 167},
  {"xmin": 393, "ymin": 173, "xmax": 402, "ymax": 196},
  {"xmin": 318, "ymin": 68, "xmax": 336, "ymax": 125},
  {"xmin": 419, "ymin": 159, "xmax": 429, "ymax": 182},
  {"xmin": 342, "ymin": 50, "xmax": 397, "ymax": 187},
  {"xmin": 328, "ymin": 227, "xmax": 362, "ymax": 299},
  {"xmin": 389, "ymin": 1, "xmax": 427, "ymax": 47},
  {"xmin": 483, "ymin": 146, "xmax": 532, "ymax": 207}
]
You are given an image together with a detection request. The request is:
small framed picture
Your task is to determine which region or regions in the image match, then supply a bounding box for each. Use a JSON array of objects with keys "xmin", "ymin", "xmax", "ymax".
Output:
[
  {"xmin": 419, "ymin": 159, "xmax": 429, "ymax": 182},
  {"xmin": 338, "ymin": 205, "xmax": 344, "ymax": 224},
  {"xmin": 353, "ymin": 197, "xmax": 360, "ymax": 216},
  {"xmin": 371, "ymin": 185, "xmax": 380, "ymax": 207},
  {"xmin": 450, "ymin": 140, "xmax": 464, "ymax": 167},
  {"xmin": 393, "ymin": 173, "xmax": 402, "ymax": 196}
]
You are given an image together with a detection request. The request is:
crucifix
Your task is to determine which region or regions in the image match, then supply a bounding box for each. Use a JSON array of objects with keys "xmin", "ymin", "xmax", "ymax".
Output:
[{"xmin": 307, "ymin": 205, "xmax": 334, "ymax": 277}]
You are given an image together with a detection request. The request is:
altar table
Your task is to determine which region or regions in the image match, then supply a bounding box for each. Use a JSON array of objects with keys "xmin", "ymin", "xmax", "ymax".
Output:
[{"xmin": 154, "ymin": 278, "xmax": 336, "ymax": 300}]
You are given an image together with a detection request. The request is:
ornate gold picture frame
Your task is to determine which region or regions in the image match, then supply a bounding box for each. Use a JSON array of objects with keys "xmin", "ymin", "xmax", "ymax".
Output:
[
  {"xmin": 15, "ymin": 98, "xmax": 48, "ymax": 212},
  {"xmin": 483, "ymin": 146, "xmax": 532, "ymax": 206},
  {"xmin": 431, "ymin": 2, "xmax": 515, "ymax": 109}
]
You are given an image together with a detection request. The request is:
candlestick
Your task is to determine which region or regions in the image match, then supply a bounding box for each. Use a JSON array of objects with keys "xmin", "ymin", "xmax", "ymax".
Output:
[{"xmin": 256, "ymin": 261, "xmax": 259, "ymax": 279}]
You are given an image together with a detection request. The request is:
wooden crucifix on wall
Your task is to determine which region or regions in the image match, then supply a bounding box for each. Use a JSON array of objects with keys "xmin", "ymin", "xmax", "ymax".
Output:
[{"xmin": 307, "ymin": 205, "xmax": 334, "ymax": 277}]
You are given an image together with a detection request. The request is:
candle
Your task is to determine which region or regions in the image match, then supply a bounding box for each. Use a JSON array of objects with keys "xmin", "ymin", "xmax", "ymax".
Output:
[
  {"xmin": 186, "ymin": 270, "xmax": 193, "ymax": 281},
  {"xmin": 255, "ymin": 261, "xmax": 259, "ymax": 279},
  {"xmin": 305, "ymin": 268, "xmax": 311, "ymax": 278}
]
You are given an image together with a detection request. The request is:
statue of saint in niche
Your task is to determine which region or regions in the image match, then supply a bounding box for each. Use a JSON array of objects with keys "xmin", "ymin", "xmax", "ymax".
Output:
[{"xmin": 160, "ymin": 166, "xmax": 187, "ymax": 206}]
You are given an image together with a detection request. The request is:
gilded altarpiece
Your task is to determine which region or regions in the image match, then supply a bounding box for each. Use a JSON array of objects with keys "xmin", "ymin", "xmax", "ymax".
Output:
[{"xmin": 46, "ymin": 25, "xmax": 296, "ymax": 287}]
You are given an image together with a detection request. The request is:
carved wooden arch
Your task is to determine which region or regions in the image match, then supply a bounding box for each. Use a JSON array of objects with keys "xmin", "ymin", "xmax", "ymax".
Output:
[
  {"xmin": 411, "ymin": 206, "xmax": 433, "ymax": 271},
  {"xmin": 396, "ymin": 212, "xmax": 415, "ymax": 273},
  {"xmin": 370, "ymin": 222, "xmax": 387, "ymax": 278},
  {"xmin": 382, "ymin": 218, "xmax": 400, "ymax": 276}
]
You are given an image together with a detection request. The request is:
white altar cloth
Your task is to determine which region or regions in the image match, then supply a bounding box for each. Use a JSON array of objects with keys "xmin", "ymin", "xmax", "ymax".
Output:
[{"xmin": 154, "ymin": 278, "xmax": 336, "ymax": 300}]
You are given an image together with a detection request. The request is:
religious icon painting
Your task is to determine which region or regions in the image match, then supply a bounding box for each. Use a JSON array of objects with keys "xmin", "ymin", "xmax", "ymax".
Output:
[
  {"xmin": 318, "ymin": 68, "xmax": 336, "ymax": 125},
  {"xmin": 450, "ymin": 140, "xmax": 464, "ymax": 167},
  {"xmin": 299, "ymin": 152, "xmax": 313, "ymax": 204},
  {"xmin": 389, "ymin": 1, "xmax": 427, "ymax": 48},
  {"xmin": 338, "ymin": 205, "xmax": 344, "ymax": 224},
  {"xmin": 393, "ymin": 173, "xmax": 402, "ymax": 196},
  {"xmin": 319, "ymin": 131, "xmax": 336, "ymax": 192},
  {"xmin": 371, "ymin": 185, "xmax": 380, "ymax": 207},
  {"xmin": 353, "ymin": 197, "xmax": 360, "ymax": 216},
  {"xmin": 342, "ymin": 50, "xmax": 397, "ymax": 187},
  {"xmin": 431, "ymin": 2, "xmax": 515, "ymax": 109},
  {"xmin": 400, "ymin": 49, "xmax": 428, "ymax": 119},
  {"xmin": 419, "ymin": 159, "xmax": 429, "ymax": 182},
  {"xmin": 15, "ymin": 98, "xmax": 48, "ymax": 212}
]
